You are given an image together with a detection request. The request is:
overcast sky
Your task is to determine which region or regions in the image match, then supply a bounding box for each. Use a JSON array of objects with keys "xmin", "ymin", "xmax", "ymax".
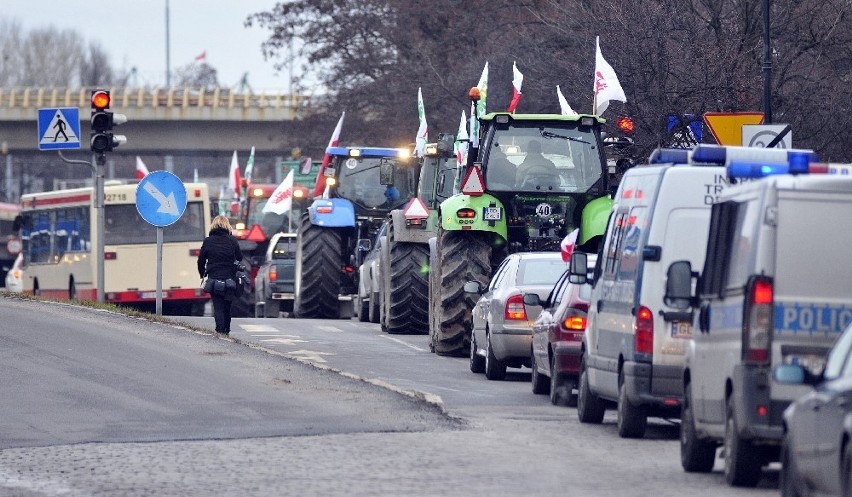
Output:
[{"xmin": 4, "ymin": 1, "xmax": 291, "ymax": 90}]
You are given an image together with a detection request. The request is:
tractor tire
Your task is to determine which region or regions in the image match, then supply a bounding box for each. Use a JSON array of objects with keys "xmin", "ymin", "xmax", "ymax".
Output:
[
  {"xmin": 384, "ymin": 221, "xmax": 430, "ymax": 334},
  {"xmin": 293, "ymin": 220, "xmax": 342, "ymax": 319},
  {"xmin": 432, "ymin": 229, "xmax": 491, "ymax": 356}
]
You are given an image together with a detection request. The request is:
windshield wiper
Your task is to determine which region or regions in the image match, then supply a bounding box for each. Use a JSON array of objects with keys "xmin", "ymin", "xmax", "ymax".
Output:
[{"xmin": 540, "ymin": 129, "xmax": 590, "ymax": 144}]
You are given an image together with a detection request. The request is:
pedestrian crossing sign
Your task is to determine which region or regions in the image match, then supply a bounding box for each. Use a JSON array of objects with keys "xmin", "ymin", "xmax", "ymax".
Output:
[{"xmin": 38, "ymin": 107, "xmax": 81, "ymax": 151}]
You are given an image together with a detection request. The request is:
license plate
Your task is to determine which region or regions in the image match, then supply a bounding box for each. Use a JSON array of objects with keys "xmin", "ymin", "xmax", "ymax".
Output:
[
  {"xmin": 671, "ymin": 321, "xmax": 692, "ymax": 338},
  {"xmin": 483, "ymin": 207, "xmax": 501, "ymax": 221}
]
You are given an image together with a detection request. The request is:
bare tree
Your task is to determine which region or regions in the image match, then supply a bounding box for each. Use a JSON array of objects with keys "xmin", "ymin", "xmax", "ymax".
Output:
[{"xmin": 173, "ymin": 62, "xmax": 220, "ymax": 89}]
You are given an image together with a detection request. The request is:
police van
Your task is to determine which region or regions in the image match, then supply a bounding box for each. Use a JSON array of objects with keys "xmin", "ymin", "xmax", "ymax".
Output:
[
  {"xmin": 664, "ymin": 146, "xmax": 852, "ymax": 486},
  {"xmin": 571, "ymin": 148, "xmax": 729, "ymax": 438}
]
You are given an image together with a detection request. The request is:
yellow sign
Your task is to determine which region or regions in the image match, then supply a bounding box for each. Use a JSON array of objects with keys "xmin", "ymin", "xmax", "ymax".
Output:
[{"xmin": 703, "ymin": 112, "xmax": 765, "ymax": 146}]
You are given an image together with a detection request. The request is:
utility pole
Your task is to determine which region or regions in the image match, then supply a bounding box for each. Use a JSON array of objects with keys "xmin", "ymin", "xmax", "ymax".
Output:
[
  {"xmin": 762, "ymin": 0, "xmax": 772, "ymax": 123},
  {"xmin": 165, "ymin": 0, "xmax": 172, "ymax": 87}
]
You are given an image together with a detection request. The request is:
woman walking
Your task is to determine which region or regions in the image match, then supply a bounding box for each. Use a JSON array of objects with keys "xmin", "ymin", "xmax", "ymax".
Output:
[{"xmin": 198, "ymin": 215, "xmax": 243, "ymax": 334}]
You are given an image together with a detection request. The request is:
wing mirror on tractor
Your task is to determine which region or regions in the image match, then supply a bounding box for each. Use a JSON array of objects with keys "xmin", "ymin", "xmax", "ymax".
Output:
[
  {"xmin": 357, "ymin": 239, "xmax": 372, "ymax": 252},
  {"xmin": 379, "ymin": 159, "xmax": 395, "ymax": 186},
  {"xmin": 436, "ymin": 133, "xmax": 455, "ymax": 158}
]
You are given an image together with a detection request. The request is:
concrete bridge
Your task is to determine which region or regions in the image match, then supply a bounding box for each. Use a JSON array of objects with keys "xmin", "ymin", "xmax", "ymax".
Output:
[{"xmin": 0, "ymin": 87, "xmax": 317, "ymax": 201}]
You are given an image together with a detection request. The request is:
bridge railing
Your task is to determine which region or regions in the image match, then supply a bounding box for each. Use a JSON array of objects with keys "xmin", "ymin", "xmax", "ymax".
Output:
[{"xmin": 0, "ymin": 87, "xmax": 312, "ymax": 111}]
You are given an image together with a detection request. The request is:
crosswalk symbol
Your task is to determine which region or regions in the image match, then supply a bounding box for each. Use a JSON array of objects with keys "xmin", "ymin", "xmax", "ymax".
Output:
[{"xmin": 37, "ymin": 107, "xmax": 81, "ymax": 151}]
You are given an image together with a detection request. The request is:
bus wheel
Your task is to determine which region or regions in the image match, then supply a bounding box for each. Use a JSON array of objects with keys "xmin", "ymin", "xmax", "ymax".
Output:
[
  {"xmin": 69, "ymin": 279, "xmax": 77, "ymax": 301},
  {"xmin": 33, "ymin": 280, "xmax": 41, "ymax": 296}
]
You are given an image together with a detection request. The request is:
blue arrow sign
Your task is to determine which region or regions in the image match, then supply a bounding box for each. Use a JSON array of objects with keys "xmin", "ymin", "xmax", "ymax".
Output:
[
  {"xmin": 136, "ymin": 171, "xmax": 187, "ymax": 227},
  {"xmin": 38, "ymin": 107, "xmax": 82, "ymax": 150}
]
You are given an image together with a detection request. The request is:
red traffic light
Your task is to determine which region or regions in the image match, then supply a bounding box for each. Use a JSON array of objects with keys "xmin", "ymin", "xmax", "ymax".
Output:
[
  {"xmin": 91, "ymin": 90, "xmax": 110, "ymax": 110},
  {"xmin": 616, "ymin": 116, "xmax": 635, "ymax": 134}
]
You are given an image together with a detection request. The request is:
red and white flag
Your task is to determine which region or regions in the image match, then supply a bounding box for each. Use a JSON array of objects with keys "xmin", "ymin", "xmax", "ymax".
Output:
[
  {"xmin": 263, "ymin": 169, "xmax": 295, "ymax": 215},
  {"xmin": 227, "ymin": 150, "xmax": 242, "ymax": 199},
  {"xmin": 593, "ymin": 36, "xmax": 626, "ymax": 116},
  {"xmin": 313, "ymin": 111, "xmax": 345, "ymax": 198},
  {"xmin": 135, "ymin": 156, "xmax": 150, "ymax": 180},
  {"xmin": 454, "ymin": 110, "xmax": 468, "ymax": 169},
  {"xmin": 194, "ymin": 51, "xmax": 207, "ymax": 62},
  {"xmin": 506, "ymin": 61, "xmax": 523, "ymax": 113},
  {"xmin": 560, "ymin": 228, "xmax": 579, "ymax": 262}
]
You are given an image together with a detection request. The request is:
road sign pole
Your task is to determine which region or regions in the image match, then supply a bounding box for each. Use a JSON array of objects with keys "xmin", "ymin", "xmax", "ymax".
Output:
[
  {"xmin": 156, "ymin": 227, "xmax": 163, "ymax": 316},
  {"xmin": 58, "ymin": 151, "xmax": 104, "ymax": 303}
]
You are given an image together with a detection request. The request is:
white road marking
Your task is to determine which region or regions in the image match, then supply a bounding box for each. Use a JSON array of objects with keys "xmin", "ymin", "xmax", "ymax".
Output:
[
  {"xmin": 260, "ymin": 338, "xmax": 308, "ymax": 345},
  {"xmin": 239, "ymin": 324, "xmax": 279, "ymax": 332},
  {"xmin": 317, "ymin": 325, "xmax": 343, "ymax": 333},
  {"xmin": 286, "ymin": 350, "xmax": 334, "ymax": 363},
  {"xmin": 380, "ymin": 335, "xmax": 427, "ymax": 352}
]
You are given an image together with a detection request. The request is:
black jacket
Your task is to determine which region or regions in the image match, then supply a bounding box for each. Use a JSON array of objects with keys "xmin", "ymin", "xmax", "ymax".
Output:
[{"xmin": 197, "ymin": 227, "xmax": 243, "ymax": 280}]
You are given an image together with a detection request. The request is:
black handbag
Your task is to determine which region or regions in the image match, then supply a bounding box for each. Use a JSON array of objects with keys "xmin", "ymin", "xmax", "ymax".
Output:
[{"xmin": 234, "ymin": 262, "xmax": 250, "ymax": 296}]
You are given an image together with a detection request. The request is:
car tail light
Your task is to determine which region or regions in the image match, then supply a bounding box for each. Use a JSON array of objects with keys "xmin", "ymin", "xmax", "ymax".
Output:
[
  {"xmin": 634, "ymin": 305, "xmax": 653, "ymax": 355},
  {"xmin": 560, "ymin": 308, "xmax": 588, "ymax": 342},
  {"xmin": 189, "ymin": 248, "xmax": 200, "ymax": 256},
  {"xmin": 105, "ymin": 252, "xmax": 117, "ymax": 260},
  {"xmin": 744, "ymin": 276, "xmax": 773, "ymax": 365},
  {"xmin": 269, "ymin": 266, "xmax": 277, "ymax": 281},
  {"xmin": 505, "ymin": 294, "xmax": 527, "ymax": 320}
]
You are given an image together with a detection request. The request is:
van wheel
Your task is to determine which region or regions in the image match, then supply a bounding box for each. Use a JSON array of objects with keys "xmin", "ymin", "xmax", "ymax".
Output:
[
  {"xmin": 841, "ymin": 441, "xmax": 852, "ymax": 497},
  {"xmin": 724, "ymin": 400, "xmax": 762, "ymax": 487},
  {"xmin": 681, "ymin": 383, "xmax": 716, "ymax": 472},
  {"xmin": 577, "ymin": 356, "xmax": 605, "ymax": 424},
  {"xmin": 531, "ymin": 349, "xmax": 549, "ymax": 395},
  {"xmin": 617, "ymin": 378, "xmax": 648, "ymax": 438}
]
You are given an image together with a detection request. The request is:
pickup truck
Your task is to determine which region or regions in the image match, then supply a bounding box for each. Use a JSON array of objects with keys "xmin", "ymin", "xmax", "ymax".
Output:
[{"xmin": 253, "ymin": 233, "xmax": 297, "ymax": 318}]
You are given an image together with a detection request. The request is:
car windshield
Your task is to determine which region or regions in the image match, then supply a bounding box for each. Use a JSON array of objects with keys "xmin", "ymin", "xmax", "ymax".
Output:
[
  {"xmin": 485, "ymin": 124, "xmax": 603, "ymax": 193},
  {"xmin": 336, "ymin": 156, "xmax": 417, "ymax": 210},
  {"xmin": 517, "ymin": 257, "xmax": 567, "ymax": 286}
]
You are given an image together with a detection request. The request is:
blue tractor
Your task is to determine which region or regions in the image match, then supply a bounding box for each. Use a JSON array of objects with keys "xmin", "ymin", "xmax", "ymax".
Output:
[{"xmin": 293, "ymin": 146, "xmax": 418, "ymax": 319}]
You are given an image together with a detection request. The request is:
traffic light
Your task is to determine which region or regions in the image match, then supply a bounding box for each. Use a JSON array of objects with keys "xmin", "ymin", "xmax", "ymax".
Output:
[{"xmin": 90, "ymin": 90, "xmax": 127, "ymax": 154}]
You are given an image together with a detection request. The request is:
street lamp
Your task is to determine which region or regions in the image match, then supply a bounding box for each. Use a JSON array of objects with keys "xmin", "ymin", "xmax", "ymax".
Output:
[{"xmin": 763, "ymin": 0, "xmax": 772, "ymax": 123}]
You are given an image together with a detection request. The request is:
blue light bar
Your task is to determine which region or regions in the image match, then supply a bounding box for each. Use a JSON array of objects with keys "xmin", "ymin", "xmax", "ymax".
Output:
[
  {"xmin": 727, "ymin": 162, "xmax": 790, "ymax": 179},
  {"xmin": 691, "ymin": 144, "xmax": 819, "ymax": 165},
  {"xmin": 648, "ymin": 149, "xmax": 689, "ymax": 164},
  {"xmin": 326, "ymin": 146, "xmax": 407, "ymax": 158}
]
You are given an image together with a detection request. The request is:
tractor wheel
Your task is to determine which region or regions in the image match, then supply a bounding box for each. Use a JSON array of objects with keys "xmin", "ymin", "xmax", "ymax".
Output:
[
  {"xmin": 293, "ymin": 220, "xmax": 342, "ymax": 319},
  {"xmin": 384, "ymin": 221, "xmax": 430, "ymax": 334},
  {"xmin": 432, "ymin": 229, "xmax": 491, "ymax": 356}
]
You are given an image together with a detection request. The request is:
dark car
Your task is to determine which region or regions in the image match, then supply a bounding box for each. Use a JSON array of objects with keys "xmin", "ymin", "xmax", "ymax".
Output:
[
  {"xmin": 526, "ymin": 254, "xmax": 596, "ymax": 406},
  {"xmin": 776, "ymin": 322, "xmax": 852, "ymax": 496},
  {"xmin": 253, "ymin": 233, "xmax": 297, "ymax": 318}
]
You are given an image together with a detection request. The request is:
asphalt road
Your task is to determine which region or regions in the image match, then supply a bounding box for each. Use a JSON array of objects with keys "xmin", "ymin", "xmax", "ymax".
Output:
[{"xmin": 0, "ymin": 297, "xmax": 780, "ymax": 497}]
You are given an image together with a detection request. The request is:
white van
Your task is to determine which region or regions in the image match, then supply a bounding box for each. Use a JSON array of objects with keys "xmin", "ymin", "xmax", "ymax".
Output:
[
  {"xmin": 666, "ymin": 161, "xmax": 852, "ymax": 486},
  {"xmin": 573, "ymin": 150, "xmax": 728, "ymax": 438}
]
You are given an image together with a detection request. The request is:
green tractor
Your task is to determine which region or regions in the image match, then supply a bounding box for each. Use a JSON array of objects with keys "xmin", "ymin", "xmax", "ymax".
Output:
[
  {"xmin": 428, "ymin": 110, "xmax": 614, "ymax": 356},
  {"xmin": 378, "ymin": 134, "xmax": 458, "ymax": 334}
]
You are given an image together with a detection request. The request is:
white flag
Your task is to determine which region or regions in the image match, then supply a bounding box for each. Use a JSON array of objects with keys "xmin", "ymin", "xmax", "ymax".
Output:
[
  {"xmin": 263, "ymin": 169, "xmax": 295, "ymax": 215},
  {"xmin": 556, "ymin": 85, "xmax": 577, "ymax": 116},
  {"xmin": 415, "ymin": 88, "xmax": 428, "ymax": 157},
  {"xmin": 227, "ymin": 150, "xmax": 241, "ymax": 198},
  {"xmin": 593, "ymin": 36, "xmax": 627, "ymax": 116},
  {"xmin": 454, "ymin": 110, "xmax": 468, "ymax": 169},
  {"xmin": 470, "ymin": 62, "xmax": 488, "ymax": 146}
]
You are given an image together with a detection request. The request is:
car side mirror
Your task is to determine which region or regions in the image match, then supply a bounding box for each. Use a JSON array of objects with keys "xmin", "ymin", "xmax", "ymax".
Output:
[
  {"xmin": 357, "ymin": 238, "xmax": 372, "ymax": 252},
  {"xmin": 665, "ymin": 260, "xmax": 695, "ymax": 310},
  {"xmin": 523, "ymin": 293, "xmax": 542, "ymax": 307},
  {"xmin": 569, "ymin": 252, "xmax": 588, "ymax": 285},
  {"xmin": 380, "ymin": 160, "xmax": 395, "ymax": 186},
  {"xmin": 464, "ymin": 281, "xmax": 483, "ymax": 294}
]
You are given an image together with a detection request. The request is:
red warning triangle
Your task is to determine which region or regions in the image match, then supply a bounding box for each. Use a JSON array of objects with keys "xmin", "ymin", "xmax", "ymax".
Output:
[
  {"xmin": 403, "ymin": 198, "xmax": 430, "ymax": 219},
  {"xmin": 461, "ymin": 166, "xmax": 485, "ymax": 196}
]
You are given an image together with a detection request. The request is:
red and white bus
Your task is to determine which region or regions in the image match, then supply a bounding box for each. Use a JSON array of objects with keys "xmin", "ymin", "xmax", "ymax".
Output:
[
  {"xmin": 18, "ymin": 182, "xmax": 211, "ymax": 315},
  {"xmin": 0, "ymin": 201, "xmax": 21, "ymax": 286}
]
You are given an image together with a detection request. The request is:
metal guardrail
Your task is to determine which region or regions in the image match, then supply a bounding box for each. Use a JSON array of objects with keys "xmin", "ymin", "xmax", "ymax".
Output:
[{"xmin": 0, "ymin": 87, "xmax": 311, "ymax": 111}]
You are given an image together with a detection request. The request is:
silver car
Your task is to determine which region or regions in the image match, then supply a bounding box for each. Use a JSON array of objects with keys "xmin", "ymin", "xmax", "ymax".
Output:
[{"xmin": 467, "ymin": 252, "xmax": 566, "ymax": 380}]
